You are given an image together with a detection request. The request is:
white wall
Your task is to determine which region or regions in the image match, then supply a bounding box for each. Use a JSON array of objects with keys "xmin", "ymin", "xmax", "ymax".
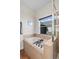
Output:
[
  {"xmin": 33, "ymin": 19, "xmax": 40, "ymax": 34},
  {"xmin": 20, "ymin": 4, "xmax": 35, "ymax": 35}
]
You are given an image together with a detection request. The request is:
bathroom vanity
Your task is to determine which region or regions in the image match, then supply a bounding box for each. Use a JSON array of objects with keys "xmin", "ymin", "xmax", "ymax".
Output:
[{"xmin": 23, "ymin": 34, "xmax": 53, "ymax": 59}]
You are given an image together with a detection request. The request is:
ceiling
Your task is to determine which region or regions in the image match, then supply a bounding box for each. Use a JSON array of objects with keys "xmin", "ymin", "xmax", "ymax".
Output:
[{"xmin": 21, "ymin": 0, "xmax": 52, "ymax": 11}]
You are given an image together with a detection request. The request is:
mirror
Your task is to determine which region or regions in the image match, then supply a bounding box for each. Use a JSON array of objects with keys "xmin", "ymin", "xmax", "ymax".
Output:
[{"xmin": 39, "ymin": 15, "xmax": 54, "ymax": 35}]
